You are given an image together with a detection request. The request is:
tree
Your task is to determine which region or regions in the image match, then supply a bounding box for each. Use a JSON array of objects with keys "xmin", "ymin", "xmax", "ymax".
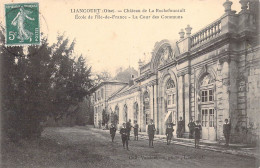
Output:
[
  {"xmin": 49, "ymin": 37, "xmax": 92, "ymax": 121},
  {"xmin": 1, "ymin": 30, "xmax": 93, "ymax": 141},
  {"xmin": 114, "ymin": 66, "xmax": 138, "ymax": 83},
  {"xmin": 93, "ymin": 71, "xmax": 112, "ymax": 85}
]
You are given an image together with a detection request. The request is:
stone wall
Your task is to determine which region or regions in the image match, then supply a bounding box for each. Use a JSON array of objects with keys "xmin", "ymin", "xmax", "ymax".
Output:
[{"xmin": 234, "ymin": 41, "xmax": 260, "ymax": 144}]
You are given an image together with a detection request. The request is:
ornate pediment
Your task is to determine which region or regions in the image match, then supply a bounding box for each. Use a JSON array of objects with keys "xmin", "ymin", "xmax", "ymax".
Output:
[
  {"xmin": 200, "ymin": 74, "xmax": 214, "ymax": 86},
  {"xmin": 158, "ymin": 46, "xmax": 175, "ymax": 66},
  {"xmin": 150, "ymin": 39, "xmax": 179, "ymax": 71}
]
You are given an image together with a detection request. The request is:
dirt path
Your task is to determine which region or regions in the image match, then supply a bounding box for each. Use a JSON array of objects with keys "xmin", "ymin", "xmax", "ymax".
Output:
[{"xmin": 2, "ymin": 126, "xmax": 259, "ymax": 168}]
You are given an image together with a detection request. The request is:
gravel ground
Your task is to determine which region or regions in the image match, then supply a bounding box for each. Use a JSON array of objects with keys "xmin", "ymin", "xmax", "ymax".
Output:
[{"xmin": 1, "ymin": 126, "xmax": 259, "ymax": 168}]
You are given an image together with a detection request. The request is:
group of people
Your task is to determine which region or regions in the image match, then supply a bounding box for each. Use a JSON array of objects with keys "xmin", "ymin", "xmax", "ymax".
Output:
[
  {"xmin": 109, "ymin": 118, "xmax": 232, "ymax": 150},
  {"xmin": 110, "ymin": 119, "xmax": 140, "ymax": 150},
  {"xmin": 187, "ymin": 118, "xmax": 232, "ymax": 147},
  {"xmin": 110, "ymin": 119, "xmax": 156, "ymax": 150},
  {"xmin": 176, "ymin": 118, "xmax": 203, "ymax": 148}
]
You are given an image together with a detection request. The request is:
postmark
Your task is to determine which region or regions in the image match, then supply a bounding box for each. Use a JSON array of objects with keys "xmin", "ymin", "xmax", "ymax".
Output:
[{"xmin": 5, "ymin": 3, "xmax": 40, "ymax": 46}]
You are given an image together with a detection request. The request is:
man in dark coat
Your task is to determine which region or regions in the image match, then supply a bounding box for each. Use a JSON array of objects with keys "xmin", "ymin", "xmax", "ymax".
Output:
[
  {"xmin": 126, "ymin": 119, "xmax": 132, "ymax": 140},
  {"xmin": 120, "ymin": 123, "xmax": 129, "ymax": 150},
  {"xmin": 223, "ymin": 118, "xmax": 231, "ymax": 147},
  {"xmin": 188, "ymin": 119, "xmax": 196, "ymax": 139},
  {"xmin": 166, "ymin": 123, "xmax": 174, "ymax": 145},
  {"xmin": 110, "ymin": 124, "xmax": 116, "ymax": 142},
  {"xmin": 177, "ymin": 117, "xmax": 184, "ymax": 138},
  {"xmin": 148, "ymin": 119, "xmax": 156, "ymax": 147},
  {"xmin": 133, "ymin": 120, "xmax": 139, "ymax": 141},
  {"xmin": 194, "ymin": 120, "xmax": 202, "ymax": 148}
]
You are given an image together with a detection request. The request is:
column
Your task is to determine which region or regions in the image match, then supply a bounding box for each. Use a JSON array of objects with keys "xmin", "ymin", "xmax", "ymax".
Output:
[
  {"xmin": 178, "ymin": 75, "xmax": 184, "ymax": 121},
  {"xmin": 216, "ymin": 58, "xmax": 238, "ymax": 142},
  {"xmin": 153, "ymin": 83, "xmax": 159, "ymax": 134},
  {"xmin": 149, "ymin": 85, "xmax": 154, "ymax": 120},
  {"xmin": 184, "ymin": 73, "xmax": 190, "ymax": 132},
  {"xmin": 139, "ymin": 90, "xmax": 145, "ymax": 132}
]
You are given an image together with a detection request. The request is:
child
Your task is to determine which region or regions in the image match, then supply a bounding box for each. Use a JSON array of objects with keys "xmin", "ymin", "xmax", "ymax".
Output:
[
  {"xmin": 110, "ymin": 124, "xmax": 116, "ymax": 142},
  {"xmin": 120, "ymin": 123, "xmax": 129, "ymax": 150},
  {"xmin": 194, "ymin": 120, "xmax": 202, "ymax": 148},
  {"xmin": 133, "ymin": 120, "xmax": 139, "ymax": 141},
  {"xmin": 166, "ymin": 123, "xmax": 174, "ymax": 145}
]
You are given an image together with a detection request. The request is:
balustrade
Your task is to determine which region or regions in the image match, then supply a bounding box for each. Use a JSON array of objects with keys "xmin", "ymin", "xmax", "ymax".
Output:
[{"xmin": 191, "ymin": 19, "xmax": 222, "ymax": 48}]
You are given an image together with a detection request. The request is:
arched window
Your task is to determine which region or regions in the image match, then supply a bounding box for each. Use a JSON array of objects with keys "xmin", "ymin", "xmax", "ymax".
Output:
[
  {"xmin": 133, "ymin": 102, "xmax": 139, "ymax": 122},
  {"xmin": 143, "ymin": 91, "xmax": 150, "ymax": 110},
  {"xmin": 109, "ymin": 107, "xmax": 113, "ymax": 123},
  {"xmin": 114, "ymin": 106, "xmax": 119, "ymax": 124},
  {"xmin": 200, "ymin": 74, "xmax": 214, "ymax": 103},
  {"xmin": 166, "ymin": 78, "xmax": 175, "ymax": 89},
  {"xmin": 200, "ymin": 74, "xmax": 214, "ymax": 86},
  {"xmin": 166, "ymin": 78, "xmax": 176, "ymax": 106},
  {"xmin": 199, "ymin": 73, "xmax": 215, "ymax": 133},
  {"xmin": 115, "ymin": 106, "xmax": 119, "ymax": 114},
  {"xmin": 143, "ymin": 91, "xmax": 150, "ymax": 124}
]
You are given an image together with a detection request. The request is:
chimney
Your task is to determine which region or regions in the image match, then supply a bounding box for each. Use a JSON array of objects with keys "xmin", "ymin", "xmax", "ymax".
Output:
[
  {"xmin": 185, "ymin": 25, "xmax": 192, "ymax": 37},
  {"xmin": 138, "ymin": 59, "xmax": 144, "ymax": 68},
  {"xmin": 239, "ymin": 0, "xmax": 249, "ymax": 12},
  {"xmin": 179, "ymin": 29, "xmax": 185, "ymax": 39},
  {"xmin": 223, "ymin": 0, "xmax": 233, "ymax": 13}
]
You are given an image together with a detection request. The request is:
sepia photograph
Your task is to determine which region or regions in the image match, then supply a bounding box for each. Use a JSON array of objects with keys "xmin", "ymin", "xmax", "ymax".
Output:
[{"xmin": 0, "ymin": 0, "xmax": 259, "ymax": 167}]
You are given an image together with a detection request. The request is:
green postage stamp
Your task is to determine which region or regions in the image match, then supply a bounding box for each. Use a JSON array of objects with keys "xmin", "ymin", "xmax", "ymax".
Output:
[{"xmin": 5, "ymin": 3, "xmax": 40, "ymax": 46}]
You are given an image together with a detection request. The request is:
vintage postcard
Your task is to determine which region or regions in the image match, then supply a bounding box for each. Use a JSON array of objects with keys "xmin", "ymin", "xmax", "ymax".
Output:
[{"xmin": 0, "ymin": 0, "xmax": 259, "ymax": 168}]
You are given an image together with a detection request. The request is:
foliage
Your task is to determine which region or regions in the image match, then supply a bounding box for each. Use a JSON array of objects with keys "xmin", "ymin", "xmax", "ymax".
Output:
[
  {"xmin": 1, "ymin": 30, "xmax": 93, "ymax": 141},
  {"xmin": 93, "ymin": 71, "xmax": 112, "ymax": 85},
  {"xmin": 113, "ymin": 67, "xmax": 138, "ymax": 83}
]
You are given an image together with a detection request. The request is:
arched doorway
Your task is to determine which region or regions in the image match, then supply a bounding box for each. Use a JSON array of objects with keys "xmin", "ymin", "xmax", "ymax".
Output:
[
  {"xmin": 164, "ymin": 78, "xmax": 177, "ymax": 132},
  {"xmin": 123, "ymin": 104, "xmax": 128, "ymax": 122},
  {"xmin": 198, "ymin": 73, "xmax": 216, "ymax": 141},
  {"xmin": 114, "ymin": 106, "xmax": 119, "ymax": 125},
  {"xmin": 109, "ymin": 107, "xmax": 113, "ymax": 124}
]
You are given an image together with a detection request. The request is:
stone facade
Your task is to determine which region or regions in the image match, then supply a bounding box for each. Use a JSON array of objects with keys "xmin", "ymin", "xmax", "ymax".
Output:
[
  {"xmin": 92, "ymin": 0, "xmax": 260, "ymax": 144},
  {"xmin": 92, "ymin": 81, "xmax": 127, "ymax": 127}
]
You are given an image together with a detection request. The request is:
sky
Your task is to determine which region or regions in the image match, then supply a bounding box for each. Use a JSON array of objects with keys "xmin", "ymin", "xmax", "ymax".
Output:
[{"xmin": 0, "ymin": 0, "xmax": 241, "ymax": 76}]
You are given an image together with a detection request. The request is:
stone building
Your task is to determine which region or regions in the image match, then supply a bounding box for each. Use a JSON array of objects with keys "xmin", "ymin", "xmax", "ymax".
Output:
[
  {"xmin": 92, "ymin": 80, "xmax": 128, "ymax": 127},
  {"xmin": 93, "ymin": 0, "xmax": 260, "ymax": 144}
]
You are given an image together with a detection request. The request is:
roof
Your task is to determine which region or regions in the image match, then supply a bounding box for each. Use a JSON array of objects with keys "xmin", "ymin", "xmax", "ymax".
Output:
[
  {"xmin": 108, "ymin": 82, "xmax": 140, "ymax": 101},
  {"xmin": 91, "ymin": 80, "xmax": 128, "ymax": 92}
]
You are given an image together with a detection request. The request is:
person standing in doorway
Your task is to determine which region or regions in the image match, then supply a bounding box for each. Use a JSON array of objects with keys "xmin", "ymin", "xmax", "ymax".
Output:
[
  {"xmin": 223, "ymin": 118, "xmax": 231, "ymax": 147},
  {"xmin": 126, "ymin": 119, "xmax": 132, "ymax": 140},
  {"xmin": 133, "ymin": 120, "xmax": 139, "ymax": 141},
  {"xmin": 148, "ymin": 119, "xmax": 156, "ymax": 147},
  {"xmin": 188, "ymin": 119, "xmax": 196, "ymax": 139},
  {"xmin": 166, "ymin": 123, "xmax": 174, "ymax": 145},
  {"xmin": 194, "ymin": 120, "xmax": 202, "ymax": 148},
  {"xmin": 177, "ymin": 117, "xmax": 184, "ymax": 138},
  {"xmin": 110, "ymin": 124, "xmax": 116, "ymax": 142},
  {"xmin": 120, "ymin": 123, "xmax": 129, "ymax": 150}
]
